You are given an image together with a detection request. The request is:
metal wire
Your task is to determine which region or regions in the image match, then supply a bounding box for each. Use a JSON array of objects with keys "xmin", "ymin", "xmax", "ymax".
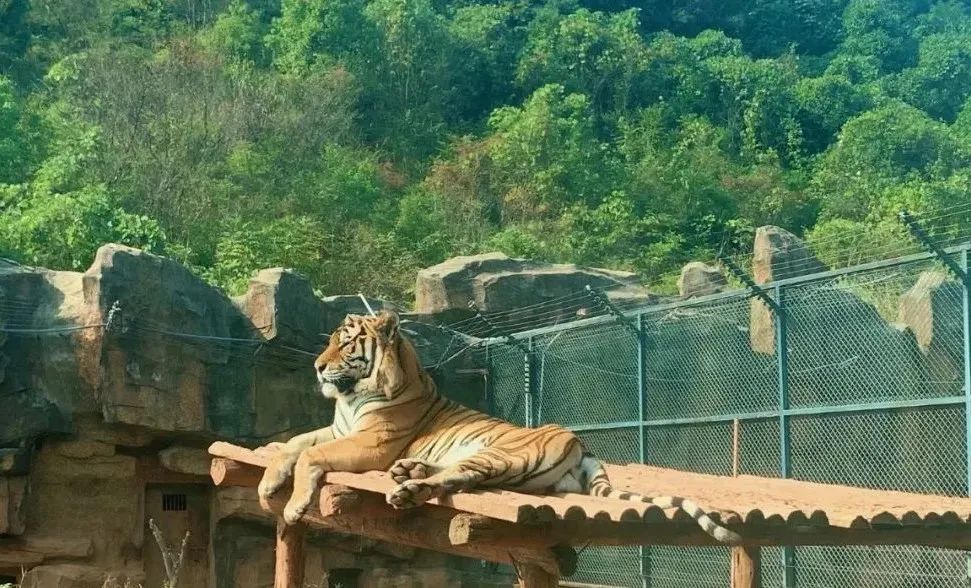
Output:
[{"xmin": 468, "ymin": 241, "xmax": 971, "ymax": 588}]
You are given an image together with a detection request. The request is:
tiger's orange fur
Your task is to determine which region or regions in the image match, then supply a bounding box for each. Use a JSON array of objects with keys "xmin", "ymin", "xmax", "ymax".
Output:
[{"xmin": 257, "ymin": 311, "xmax": 741, "ymax": 544}]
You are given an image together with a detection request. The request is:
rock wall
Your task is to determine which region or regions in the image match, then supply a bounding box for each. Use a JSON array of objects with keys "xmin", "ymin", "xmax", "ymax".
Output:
[{"xmin": 0, "ymin": 244, "xmax": 484, "ymax": 588}]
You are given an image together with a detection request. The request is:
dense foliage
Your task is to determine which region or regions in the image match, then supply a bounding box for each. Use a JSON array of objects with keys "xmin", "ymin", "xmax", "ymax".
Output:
[{"xmin": 3, "ymin": 0, "xmax": 971, "ymax": 300}]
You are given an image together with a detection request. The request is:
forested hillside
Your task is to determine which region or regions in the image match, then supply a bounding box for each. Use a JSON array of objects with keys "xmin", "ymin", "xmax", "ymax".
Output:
[{"xmin": 2, "ymin": 0, "xmax": 971, "ymax": 301}]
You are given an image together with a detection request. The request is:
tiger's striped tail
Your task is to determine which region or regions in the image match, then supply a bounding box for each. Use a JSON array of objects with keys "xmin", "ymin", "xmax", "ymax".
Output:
[{"xmin": 582, "ymin": 455, "xmax": 742, "ymax": 545}]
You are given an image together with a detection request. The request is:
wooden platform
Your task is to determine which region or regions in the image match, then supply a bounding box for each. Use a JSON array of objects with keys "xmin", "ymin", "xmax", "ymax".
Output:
[{"xmin": 207, "ymin": 442, "xmax": 971, "ymax": 588}]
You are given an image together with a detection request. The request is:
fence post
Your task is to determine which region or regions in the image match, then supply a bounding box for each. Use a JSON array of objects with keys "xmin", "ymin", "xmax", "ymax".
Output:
[
  {"xmin": 637, "ymin": 312, "xmax": 651, "ymax": 588},
  {"xmin": 775, "ymin": 284, "xmax": 795, "ymax": 588},
  {"xmin": 638, "ymin": 312, "xmax": 648, "ymax": 465},
  {"xmin": 962, "ymin": 248, "xmax": 971, "ymax": 583},
  {"xmin": 525, "ymin": 336, "xmax": 536, "ymax": 428},
  {"xmin": 959, "ymin": 248, "xmax": 971, "ymax": 491},
  {"xmin": 484, "ymin": 344, "xmax": 495, "ymax": 415}
]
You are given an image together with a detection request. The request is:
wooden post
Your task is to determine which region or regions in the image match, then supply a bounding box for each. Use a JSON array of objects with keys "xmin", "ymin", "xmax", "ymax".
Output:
[
  {"xmin": 731, "ymin": 545, "xmax": 761, "ymax": 588},
  {"xmin": 732, "ymin": 418, "xmax": 740, "ymax": 477},
  {"xmin": 274, "ymin": 519, "xmax": 305, "ymax": 588},
  {"xmin": 517, "ymin": 563, "xmax": 559, "ymax": 588}
]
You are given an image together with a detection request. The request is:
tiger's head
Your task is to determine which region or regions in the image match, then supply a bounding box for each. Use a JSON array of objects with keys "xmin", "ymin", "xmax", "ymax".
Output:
[{"xmin": 314, "ymin": 311, "xmax": 414, "ymax": 400}]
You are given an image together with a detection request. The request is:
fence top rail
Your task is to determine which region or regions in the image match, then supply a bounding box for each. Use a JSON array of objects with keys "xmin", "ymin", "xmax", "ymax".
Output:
[{"xmin": 477, "ymin": 241, "xmax": 971, "ymax": 344}]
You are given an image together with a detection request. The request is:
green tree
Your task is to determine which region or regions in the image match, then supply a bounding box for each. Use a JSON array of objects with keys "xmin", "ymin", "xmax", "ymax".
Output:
[
  {"xmin": 201, "ymin": 0, "xmax": 268, "ymax": 65},
  {"xmin": 812, "ymin": 101, "xmax": 965, "ymax": 220},
  {"xmin": 0, "ymin": 76, "xmax": 30, "ymax": 183},
  {"xmin": 840, "ymin": 0, "xmax": 919, "ymax": 74},
  {"xmin": 893, "ymin": 31, "xmax": 971, "ymax": 121},
  {"xmin": 517, "ymin": 8, "xmax": 648, "ymax": 115},
  {"xmin": 486, "ymin": 84, "xmax": 614, "ymax": 219}
]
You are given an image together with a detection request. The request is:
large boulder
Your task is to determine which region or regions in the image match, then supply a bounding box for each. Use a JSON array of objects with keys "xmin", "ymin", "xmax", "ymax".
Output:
[
  {"xmin": 78, "ymin": 245, "xmax": 333, "ymax": 440},
  {"xmin": 898, "ymin": 271, "xmax": 964, "ymax": 393},
  {"xmin": 82, "ymin": 245, "xmax": 251, "ymax": 434},
  {"xmin": 0, "ymin": 265, "xmax": 79, "ymax": 446},
  {"xmin": 234, "ymin": 268, "xmax": 328, "ymax": 351},
  {"xmin": 677, "ymin": 262, "xmax": 727, "ymax": 298},
  {"xmin": 232, "ymin": 269, "xmax": 335, "ymax": 438},
  {"xmin": 414, "ymin": 253, "xmax": 654, "ymax": 326},
  {"xmin": 750, "ymin": 227, "xmax": 828, "ymax": 354},
  {"xmin": 752, "ymin": 226, "xmax": 827, "ymax": 284}
]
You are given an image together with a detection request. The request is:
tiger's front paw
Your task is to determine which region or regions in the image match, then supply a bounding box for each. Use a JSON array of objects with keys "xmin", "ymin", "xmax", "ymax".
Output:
[
  {"xmin": 282, "ymin": 454, "xmax": 323, "ymax": 524},
  {"xmin": 257, "ymin": 453, "xmax": 298, "ymax": 501},
  {"xmin": 387, "ymin": 458, "xmax": 431, "ymax": 484},
  {"xmin": 386, "ymin": 480, "xmax": 437, "ymax": 509},
  {"xmin": 283, "ymin": 496, "xmax": 309, "ymax": 525}
]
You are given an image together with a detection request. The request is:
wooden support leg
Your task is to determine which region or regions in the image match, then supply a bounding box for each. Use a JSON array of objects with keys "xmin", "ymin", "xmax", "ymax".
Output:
[
  {"xmin": 731, "ymin": 545, "xmax": 761, "ymax": 588},
  {"xmin": 517, "ymin": 563, "xmax": 559, "ymax": 588},
  {"xmin": 275, "ymin": 519, "xmax": 306, "ymax": 588}
]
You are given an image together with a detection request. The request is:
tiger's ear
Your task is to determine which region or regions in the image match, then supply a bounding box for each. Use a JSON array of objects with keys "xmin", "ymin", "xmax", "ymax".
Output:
[{"xmin": 375, "ymin": 310, "xmax": 400, "ymax": 341}]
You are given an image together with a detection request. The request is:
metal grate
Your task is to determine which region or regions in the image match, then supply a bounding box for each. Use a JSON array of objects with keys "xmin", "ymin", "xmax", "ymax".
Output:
[{"xmin": 162, "ymin": 493, "xmax": 187, "ymax": 512}]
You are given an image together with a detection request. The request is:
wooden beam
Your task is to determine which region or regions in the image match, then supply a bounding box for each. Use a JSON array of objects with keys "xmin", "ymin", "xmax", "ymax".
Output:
[
  {"xmin": 257, "ymin": 492, "xmax": 574, "ymax": 577},
  {"xmin": 209, "ymin": 442, "xmax": 267, "ymax": 467},
  {"xmin": 211, "ymin": 458, "xmax": 264, "ymax": 487},
  {"xmin": 517, "ymin": 563, "xmax": 559, "ymax": 588},
  {"xmin": 731, "ymin": 545, "xmax": 761, "ymax": 588},
  {"xmin": 274, "ymin": 520, "xmax": 306, "ymax": 588}
]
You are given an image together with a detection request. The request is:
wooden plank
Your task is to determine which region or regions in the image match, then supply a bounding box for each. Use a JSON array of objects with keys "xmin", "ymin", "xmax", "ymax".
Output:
[
  {"xmin": 607, "ymin": 463, "xmax": 971, "ymax": 529},
  {"xmin": 324, "ymin": 471, "xmax": 537, "ymax": 524},
  {"xmin": 731, "ymin": 545, "xmax": 761, "ymax": 588},
  {"xmin": 207, "ymin": 443, "xmax": 971, "ymax": 545},
  {"xmin": 211, "ymin": 458, "xmax": 263, "ymax": 487},
  {"xmin": 274, "ymin": 520, "xmax": 305, "ymax": 588}
]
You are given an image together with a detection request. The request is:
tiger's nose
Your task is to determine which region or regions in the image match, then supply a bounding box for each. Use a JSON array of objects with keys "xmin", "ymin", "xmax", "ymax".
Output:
[{"xmin": 315, "ymin": 363, "xmax": 326, "ymax": 373}]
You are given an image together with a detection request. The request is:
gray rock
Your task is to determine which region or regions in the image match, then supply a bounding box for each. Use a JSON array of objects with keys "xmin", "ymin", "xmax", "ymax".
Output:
[
  {"xmin": 898, "ymin": 271, "xmax": 964, "ymax": 392},
  {"xmin": 82, "ymin": 244, "xmax": 248, "ymax": 433},
  {"xmin": 750, "ymin": 226, "xmax": 828, "ymax": 354},
  {"xmin": 677, "ymin": 262, "xmax": 727, "ymax": 298},
  {"xmin": 234, "ymin": 268, "xmax": 328, "ymax": 350},
  {"xmin": 0, "ymin": 266, "xmax": 76, "ymax": 445},
  {"xmin": 752, "ymin": 226, "xmax": 827, "ymax": 284},
  {"xmin": 414, "ymin": 252, "xmax": 652, "ymax": 325}
]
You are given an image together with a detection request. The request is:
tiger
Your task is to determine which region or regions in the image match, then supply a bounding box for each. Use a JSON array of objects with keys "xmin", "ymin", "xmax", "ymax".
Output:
[{"xmin": 256, "ymin": 310, "xmax": 741, "ymax": 545}]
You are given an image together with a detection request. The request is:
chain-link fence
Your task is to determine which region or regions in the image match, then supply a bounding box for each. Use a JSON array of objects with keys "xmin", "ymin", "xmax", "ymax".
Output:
[{"xmin": 473, "ymin": 244, "xmax": 971, "ymax": 588}]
